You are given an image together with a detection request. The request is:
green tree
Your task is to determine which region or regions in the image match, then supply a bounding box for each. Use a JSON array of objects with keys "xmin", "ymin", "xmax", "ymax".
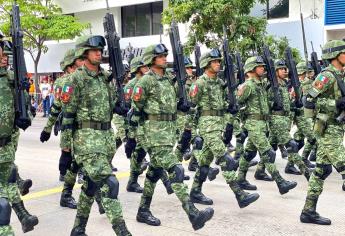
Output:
[
  {"xmin": 162, "ymin": 0, "xmax": 301, "ymax": 61},
  {"xmin": 0, "ymin": 0, "xmax": 89, "ymax": 85}
]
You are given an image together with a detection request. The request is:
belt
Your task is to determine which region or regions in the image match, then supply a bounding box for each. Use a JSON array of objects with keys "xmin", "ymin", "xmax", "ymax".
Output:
[
  {"xmin": 0, "ymin": 136, "xmax": 11, "ymax": 147},
  {"xmin": 200, "ymin": 110, "xmax": 224, "ymax": 117},
  {"xmin": 76, "ymin": 121, "xmax": 111, "ymax": 130},
  {"xmin": 271, "ymin": 110, "xmax": 288, "ymax": 116},
  {"xmin": 247, "ymin": 114, "xmax": 268, "ymax": 121},
  {"xmin": 147, "ymin": 114, "xmax": 177, "ymax": 121}
]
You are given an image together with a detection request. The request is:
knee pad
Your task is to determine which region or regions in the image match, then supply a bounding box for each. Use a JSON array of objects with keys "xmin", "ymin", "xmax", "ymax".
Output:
[
  {"xmin": 70, "ymin": 161, "xmax": 79, "ymax": 174},
  {"xmin": 285, "ymin": 140, "xmax": 299, "ymax": 153},
  {"xmin": 193, "ymin": 136, "xmax": 204, "ymax": 150},
  {"xmin": 0, "ymin": 198, "xmax": 11, "ymax": 226},
  {"xmin": 308, "ymin": 138, "xmax": 316, "ymax": 146},
  {"xmin": 168, "ymin": 164, "xmax": 185, "ymax": 184},
  {"xmin": 105, "ymin": 175, "xmax": 119, "ymax": 199},
  {"xmin": 265, "ymin": 149, "xmax": 276, "ymax": 163},
  {"xmin": 198, "ymin": 165, "xmax": 209, "ymax": 182},
  {"xmin": 82, "ymin": 176, "xmax": 99, "ymax": 197},
  {"xmin": 8, "ymin": 165, "xmax": 17, "ymax": 183},
  {"xmin": 236, "ymin": 131, "xmax": 247, "ymax": 144},
  {"xmin": 315, "ymin": 164, "xmax": 332, "ymax": 180},
  {"xmin": 136, "ymin": 148, "xmax": 147, "ymax": 163},
  {"xmin": 59, "ymin": 154, "xmax": 72, "ymax": 175},
  {"xmin": 244, "ymin": 150, "xmax": 257, "ymax": 162},
  {"xmin": 271, "ymin": 143, "xmax": 278, "ymax": 151},
  {"xmin": 146, "ymin": 166, "xmax": 163, "ymax": 183},
  {"xmin": 220, "ymin": 153, "xmax": 238, "ymax": 171}
]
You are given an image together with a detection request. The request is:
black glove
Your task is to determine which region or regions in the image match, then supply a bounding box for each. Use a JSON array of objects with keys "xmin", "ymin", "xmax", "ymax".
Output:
[
  {"xmin": 227, "ymin": 104, "xmax": 239, "ymax": 115},
  {"xmin": 295, "ymin": 99, "xmax": 303, "ymax": 109},
  {"xmin": 302, "ymin": 96, "xmax": 315, "ymax": 109},
  {"xmin": 177, "ymin": 100, "xmax": 190, "ymax": 113},
  {"xmin": 113, "ymin": 102, "xmax": 130, "ymax": 116},
  {"xmin": 272, "ymin": 102, "xmax": 283, "ymax": 111},
  {"xmin": 336, "ymin": 97, "xmax": 345, "ymax": 111},
  {"xmin": 15, "ymin": 116, "xmax": 31, "ymax": 131},
  {"xmin": 40, "ymin": 130, "xmax": 51, "ymax": 143},
  {"xmin": 125, "ymin": 138, "xmax": 137, "ymax": 159},
  {"xmin": 30, "ymin": 106, "xmax": 36, "ymax": 117}
]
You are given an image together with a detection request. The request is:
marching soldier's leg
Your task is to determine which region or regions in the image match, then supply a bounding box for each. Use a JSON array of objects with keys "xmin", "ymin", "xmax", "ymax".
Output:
[
  {"xmin": 0, "ymin": 196, "xmax": 13, "ymax": 236},
  {"xmin": 160, "ymin": 170, "xmax": 173, "ymax": 195},
  {"xmin": 15, "ymin": 165, "xmax": 32, "ymax": 197},
  {"xmin": 60, "ymin": 160, "xmax": 78, "ymax": 209},
  {"xmin": 127, "ymin": 147, "xmax": 146, "ymax": 193},
  {"xmin": 285, "ymin": 140, "xmax": 311, "ymax": 180}
]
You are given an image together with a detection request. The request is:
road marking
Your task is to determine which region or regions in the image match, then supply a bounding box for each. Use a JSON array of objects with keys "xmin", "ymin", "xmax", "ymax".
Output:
[{"xmin": 22, "ymin": 171, "xmax": 130, "ymax": 201}]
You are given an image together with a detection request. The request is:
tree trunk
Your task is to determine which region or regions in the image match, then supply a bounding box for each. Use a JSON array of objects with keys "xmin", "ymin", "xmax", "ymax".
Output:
[{"xmin": 34, "ymin": 61, "xmax": 40, "ymax": 103}]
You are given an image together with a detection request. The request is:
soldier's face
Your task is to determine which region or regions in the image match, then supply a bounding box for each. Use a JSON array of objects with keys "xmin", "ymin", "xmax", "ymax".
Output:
[
  {"xmin": 153, "ymin": 54, "xmax": 167, "ymax": 68},
  {"xmin": 0, "ymin": 55, "xmax": 8, "ymax": 67},
  {"xmin": 74, "ymin": 59, "xmax": 84, "ymax": 68},
  {"xmin": 277, "ymin": 68, "xmax": 288, "ymax": 79},
  {"xmin": 338, "ymin": 53, "xmax": 345, "ymax": 66},
  {"xmin": 186, "ymin": 67, "xmax": 193, "ymax": 76},
  {"xmin": 66, "ymin": 66, "xmax": 75, "ymax": 74},
  {"xmin": 255, "ymin": 66, "xmax": 265, "ymax": 77},
  {"xmin": 139, "ymin": 66, "xmax": 149, "ymax": 74},
  {"xmin": 210, "ymin": 60, "xmax": 221, "ymax": 73},
  {"xmin": 298, "ymin": 74, "xmax": 305, "ymax": 81},
  {"xmin": 86, "ymin": 49, "xmax": 102, "ymax": 65},
  {"xmin": 307, "ymin": 71, "xmax": 315, "ymax": 79}
]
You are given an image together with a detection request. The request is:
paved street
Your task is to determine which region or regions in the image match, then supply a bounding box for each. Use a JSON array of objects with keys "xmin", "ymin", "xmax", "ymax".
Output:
[{"xmin": 10, "ymin": 117, "xmax": 344, "ymax": 236}]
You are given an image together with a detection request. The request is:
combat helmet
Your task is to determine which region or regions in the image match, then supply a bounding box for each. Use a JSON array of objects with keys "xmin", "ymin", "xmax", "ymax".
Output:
[
  {"xmin": 1, "ymin": 40, "xmax": 12, "ymax": 55},
  {"xmin": 244, "ymin": 56, "xmax": 266, "ymax": 74},
  {"xmin": 142, "ymin": 44, "xmax": 168, "ymax": 66},
  {"xmin": 200, "ymin": 49, "xmax": 222, "ymax": 69},
  {"xmin": 75, "ymin": 35, "xmax": 106, "ymax": 58},
  {"xmin": 130, "ymin": 56, "xmax": 145, "ymax": 74},
  {"xmin": 184, "ymin": 56, "xmax": 193, "ymax": 68},
  {"xmin": 274, "ymin": 59, "xmax": 287, "ymax": 70},
  {"xmin": 62, "ymin": 48, "xmax": 76, "ymax": 70},
  {"xmin": 296, "ymin": 61, "xmax": 313, "ymax": 75},
  {"xmin": 321, "ymin": 40, "xmax": 345, "ymax": 60}
]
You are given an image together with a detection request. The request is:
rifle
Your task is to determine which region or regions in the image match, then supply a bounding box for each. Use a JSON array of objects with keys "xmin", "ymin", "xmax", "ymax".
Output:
[
  {"xmin": 285, "ymin": 47, "xmax": 302, "ymax": 107},
  {"xmin": 235, "ymin": 52, "xmax": 245, "ymax": 85},
  {"xmin": 333, "ymin": 73, "xmax": 345, "ymax": 123},
  {"xmin": 222, "ymin": 26, "xmax": 238, "ymax": 114},
  {"xmin": 168, "ymin": 21, "xmax": 190, "ymax": 111},
  {"xmin": 310, "ymin": 41, "xmax": 321, "ymax": 75},
  {"xmin": 194, "ymin": 41, "xmax": 202, "ymax": 77},
  {"xmin": 262, "ymin": 45, "xmax": 283, "ymax": 110},
  {"xmin": 299, "ymin": 0, "xmax": 309, "ymax": 63},
  {"xmin": 11, "ymin": 4, "xmax": 31, "ymax": 130},
  {"xmin": 103, "ymin": 7, "xmax": 127, "ymax": 113}
]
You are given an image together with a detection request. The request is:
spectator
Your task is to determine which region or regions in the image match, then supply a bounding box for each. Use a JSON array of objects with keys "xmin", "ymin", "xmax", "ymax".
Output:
[
  {"xmin": 28, "ymin": 79, "xmax": 35, "ymax": 100},
  {"xmin": 39, "ymin": 78, "xmax": 51, "ymax": 117},
  {"xmin": 48, "ymin": 79, "xmax": 55, "ymax": 115}
]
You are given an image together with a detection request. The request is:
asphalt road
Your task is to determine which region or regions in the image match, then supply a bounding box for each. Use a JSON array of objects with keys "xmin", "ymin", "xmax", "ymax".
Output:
[{"xmin": 10, "ymin": 117, "xmax": 344, "ymax": 236}]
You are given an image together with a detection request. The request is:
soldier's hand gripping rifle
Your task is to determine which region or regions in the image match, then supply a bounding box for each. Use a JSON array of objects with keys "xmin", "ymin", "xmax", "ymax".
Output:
[
  {"xmin": 11, "ymin": 4, "xmax": 31, "ymax": 130},
  {"xmin": 194, "ymin": 41, "xmax": 202, "ymax": 77},
  {"xmin": 222, "ymin": 26, "xmax": 239, "ymax": 114},
  {"xmin": 285, "ymin": 47, "xmax": 303, "ymax": 108},
  {"xmin": 169, "ymin": 21, "xmax": 190, "ymax": 112},
  {"xmin": 103, "ymin": 11, "xmax": 128, "ymax": 116},
  {"xmin": 262, "ymin": 45, "xmax": 283, "ymax": 111},
  {"xmin": 310, "ymin": 41, "xmax": 322, "ymax": 75},
  {"xmin": 235, "ymin": 52, "xmax": 245, "ymax": 85}
]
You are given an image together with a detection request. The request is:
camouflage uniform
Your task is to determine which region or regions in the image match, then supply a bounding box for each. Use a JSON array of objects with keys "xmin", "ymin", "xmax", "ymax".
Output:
[
  {"xmin": 60, "ymin": 35, "xmax": 131, "ymax": 235},
  {"xmin": 300, "ymin": 40, "xmax": 345, "ymax": 225},
  {"xmin": 189, "ymin": 50, "xmax": 259, "ymax": 207},
  {"xmin": 236, "ymin": 56, "xmax": 297, "ymax": 194},
  {"xmin": 0, "ymin": 49, "xmax": 38, "ymax": 234},
  {"xmin": 131, "ymin": 44, "xmax": 213, "ymax": 231}
]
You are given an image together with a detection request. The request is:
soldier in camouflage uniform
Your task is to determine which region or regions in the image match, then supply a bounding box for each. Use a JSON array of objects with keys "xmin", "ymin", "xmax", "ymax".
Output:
[
  {"xmin": 131, "ymin": 44, "xmax": 214, "ymax": 230},
  {"xmin": 0, "ymin": 39, "xmax": 39, "ymax": 235},
  {"xmin": 236, "ymin": 56, "xmax": 297, "ymax": 195},
  {"xmin": 292, "ymin": 61, "xmax": 317, "ymax": 169},
  {"xmin": 300, "ymin": 40, "xmax": 345, "ymax": 225},
  {"xmin": 188, "ymin": 50, "xmax": 259, "ymax": 207},
  {"xmin": 40, "ymin": 49, "xmax": 84, "ymax": 210},
  {"xmin": 60, "ymin": 35, "xmax": 131, "ymax": 235}
]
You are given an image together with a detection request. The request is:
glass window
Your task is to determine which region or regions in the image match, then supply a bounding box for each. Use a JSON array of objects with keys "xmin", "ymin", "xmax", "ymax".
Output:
[
  {"xmin": 122, "ymin": 2, "xmax": 163, "ymax": 37},
  {"xmin": 267, "ymin": 0, "xmax": 289, "ymax": 19}
]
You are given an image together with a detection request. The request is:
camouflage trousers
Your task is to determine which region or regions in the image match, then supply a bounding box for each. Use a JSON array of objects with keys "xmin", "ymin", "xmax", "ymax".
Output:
[
  {"xmin": 303, "ymin": 124, "xmax": 345, "ymax": 212},
  {"xmin": 74, "ymin": 153, "xmax": 125, "ymax": 227},
  {"xmin": 293, "ymin": 114, "xmax": 316, "ymax": 160},
  {"xmin": 266, "ymin": 115, "xmax": 308, "ymax": 175},
  {"xmin": 129, "ymin": 126, "xmax": 146, "ymax": 182},
  {"xmin": 238, "ymin": 119, "xmax": 284, "ymax": 184}
]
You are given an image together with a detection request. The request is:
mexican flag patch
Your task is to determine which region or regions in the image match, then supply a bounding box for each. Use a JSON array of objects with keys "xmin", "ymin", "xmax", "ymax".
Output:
[
  {"xmin": 317, "ymin": 75, "xmax": 329, "ymax": 84},
  {"xmin": 133, "ymin": 87, "xmax": 143, "ymax": 101},
  {"xmin": 61, "ymin": 85, "xmax": 74, "ymax": 104},
  {"xmin": 189, "ymin": 84, "xmax": 198, "ymax": 97},
  {"xmin": 54, "ymin": 86, "xmax": 62, "ymax": 100},
  {"xmin": 124, "ymin": 87, "xmax": 133, "ymax": 101}
]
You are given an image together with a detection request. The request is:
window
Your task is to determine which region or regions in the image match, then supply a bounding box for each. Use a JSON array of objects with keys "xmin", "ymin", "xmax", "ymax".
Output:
[
  {"xmin": 122, "ymin": 2, "xmax": 163, "ymax": 37},
  {"xmin": 267, "ymin": 0, "xmax": 289, "ymax": 19}
]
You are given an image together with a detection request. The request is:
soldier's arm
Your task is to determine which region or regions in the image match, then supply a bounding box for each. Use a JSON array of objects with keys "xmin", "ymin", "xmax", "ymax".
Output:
[
  {"xmin": 43, "ymin": 99, "xmax": 62, "ymax": 133},
  {"xmin": 236, "ymin": 82, "xmax": 252, "ymax": 104},
  {"xmin": 60, "ymin": 77, "xmax": 79, "ymax": 150},
  {"xmin": 189, "ymin": 80, "xmax": 203, "ymax": 107}
]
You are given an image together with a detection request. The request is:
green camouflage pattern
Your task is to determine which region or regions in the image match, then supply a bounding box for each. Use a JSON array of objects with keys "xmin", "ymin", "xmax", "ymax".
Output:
[
  {"xmin": 0, "ymin": 225, "xmax": 14, "ymax": 236},
  {"xmin": 244, "ymin": 56, "xmax": 266, "ymax": 74},
  {"xmin": 0, "ymin": 67, "xmax": 15, "ymax": 139},
  {"xmin": 321, "ymin": 40, "xmax": 345, "ymax": 60},
  {"xmin": 199, "ymin": 51, "xmax": 222, "ymax": 69}
]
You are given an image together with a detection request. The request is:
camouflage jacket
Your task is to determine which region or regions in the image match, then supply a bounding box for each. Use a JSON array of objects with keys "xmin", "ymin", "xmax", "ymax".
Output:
[{"xmin": 0, "ymin": 67, "xmax": 15, "ymax": 137}]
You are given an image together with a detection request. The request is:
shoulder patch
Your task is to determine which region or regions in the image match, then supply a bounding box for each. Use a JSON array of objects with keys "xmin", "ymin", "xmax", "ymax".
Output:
[
  {"xmin": 133, "ymin": 86, "xmax": 143, "ymax": 102},
  {"xmin": 61, "ymin": 85, "xmax": 74, "ymax": 104},
  {"xmin": 124, "ymin": 87, "xmax": 133, "ymax": 101},
  {"xmin": 236, "ymin": 84, "xmax": 246, "ymax": 97},
  {"xmin": 189, "ymin": 83, "xmax": 198, "ymax": 97},
  {"xmin": 54, "ymin": 85, "xmax": 62, "ymax": 100}
]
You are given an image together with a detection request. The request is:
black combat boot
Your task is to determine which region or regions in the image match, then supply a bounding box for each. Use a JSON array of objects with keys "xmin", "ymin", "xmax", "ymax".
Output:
[
  {"xmin": 300, "ymin": 196, "xmax": 331, "ymax": 225},
  {"xmin": 188, "ymin": 156, "xmax": 199, "ymax": 172},
  {"xmin": 238, "ymin": 171, "xmax": 257, "ymax": 190},
  {"xmin": 309, "ymin": 149, "xmax": 317, "ymax": 162},
  {"xmin": 229, "ymin": 181, "xmax": 259, "ymax": 208},
  {"xmin": 190, "ymin": 188, "xmax": 213, "ymax": 205},
  {"xmin": 227, "ymin": 143, "xmax": 236, "ymax": 152},
  {"xmin": 70, "ymin": 215, "xmax": 88, "ymax": 236},
  {"xmin": 183, "ymin": 201, "xmax": 214, "ymax": 231},
  {"xmin": 17, "ymin": 177, "xmax": 32, "ymax": 196},
  {"xmin": 277, "ymin": 179, "xmax": 297, "ymax": 195},
  {"xmin": 12, "ymin": 201, "xmax": 39, "ymax": 233},
  {"xmin": 126, "ymin": 173, "xmax": 143, "ymax": 193},
  {"xmin": 279, "ymin": 145, "xmax": 288, "ymax": 159},
  {"xmin": 60, "ymin": 184, "xmax": 77, "ymax": 209},
  {"xmin": 136, "ymin": 196, "xmax": 161, "ymax": 226},
  {"xmin": 59, "ymin": 174, "xmax": 65, "ymax": 182},
  {"xmin": 184, "ymin": 175, "xmax": 191, "ymax": 181},
  {"xmin": 207, "ymin": 167, "xmax": 219, "ymax": 181},
  {"xmin": 95, "ymin": 190, "xmax": 105, "ymax": 215},
  {"xmin": 113, "ymin": 220, "xmax": 132, "ymax": 236},
  {"xmin": 285, "ymin": 162, "xmax": 302, "ymax": 175},
  {"xmin": 254, "ymin": 169, "xmax": 273, "ymax": 181},
  {"xmin": 303, "ymin": 158, "xmax": 316, "ymax": 169}
]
